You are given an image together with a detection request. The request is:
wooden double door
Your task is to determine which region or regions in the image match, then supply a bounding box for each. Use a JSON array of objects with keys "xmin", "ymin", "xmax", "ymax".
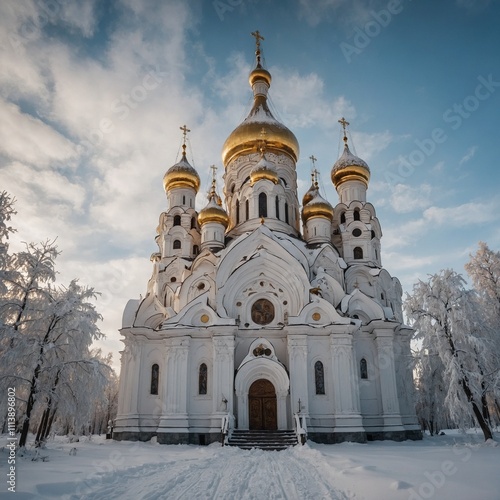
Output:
[{"xmin": 248, "ymin": 379, "xmax": 277, "ymax": 430}]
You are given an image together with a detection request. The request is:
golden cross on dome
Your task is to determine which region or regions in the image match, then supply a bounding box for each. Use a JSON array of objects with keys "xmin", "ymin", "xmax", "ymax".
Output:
[
  {"xmin": 179, "ymin": 124, "xmax": 191, "ymax": 154},
  {"xmin": 209, "ymin": 164, "xmax": 217, "ymax": 196},
  {"xmin": 313, "ymin": 168, "xmax": 319, "ymax": 187},
  {"xmin": 338, "ymin": 117, "xmax": 349, "ymax": 144},
  {"xmin": 251, "ymin": 30, "xmax": 264, "ymax": 65},
  {"xmin": 309, "ymin": 154, "xmax": 317, "ymax": 167},
  {"xmin": 251, "ymin": 30, "xmax": 264, "ymax": 50}
]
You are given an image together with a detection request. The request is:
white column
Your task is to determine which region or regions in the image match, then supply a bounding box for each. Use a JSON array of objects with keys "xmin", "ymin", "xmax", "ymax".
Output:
[
  {"xmin": 374, "ymin": 329, "xmax": 404, "ymax": 430},
  {"xmin": 288, "ymin": 335, "xmax": 309, "ymax": 419},
  {"xmin": 212, "ymin": 336, "xmax": 235, "ymax": 416},
  {"xmin": 330, "ymin": 334, "xmax": 364, "ymax": 431},
  {"xmin": 159, "ymin": 336, "xmax": 190, "ymax": 432}
]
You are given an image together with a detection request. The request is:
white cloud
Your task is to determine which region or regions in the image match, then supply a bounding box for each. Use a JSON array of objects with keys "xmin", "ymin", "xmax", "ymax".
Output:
[
  {"xmin": 459, "ymin": 146, "xmax": 477, "ymax": 165},
  {"xmin": 390, "ymin": 183, "xmax": 433, "ymax": 214},
  {"xmin": 383, "ymin": 200, "xmax": 500, "ymax": 251},
  {"xmin": 0, "ymin": 99, "xmax": 77, "ymax": 167}
]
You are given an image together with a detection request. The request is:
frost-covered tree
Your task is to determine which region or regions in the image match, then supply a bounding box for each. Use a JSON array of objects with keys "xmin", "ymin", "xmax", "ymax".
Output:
[
  {"xmin": 0, "ymin": 192, "xmax": 17, "ymax": 287},
  {"xmin": 0, "ymin": 193, "xmax": 114, "ymax": 447},
  {"xmin": 413, "ymin": 344, "xmax": 449, "ymax": 435},
  {"xmin": 465, "ymin": 242, "xmax": 500, "ymax": 422},
  {"xmin": 405, "ymin": 270, "xmax": 494, "ymax": 441}
]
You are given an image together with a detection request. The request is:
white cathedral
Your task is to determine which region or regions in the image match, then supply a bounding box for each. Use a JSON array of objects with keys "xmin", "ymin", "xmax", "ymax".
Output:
[{"xmin": 114, "ymin": 35, "xmax": 421, "ymax": 445}]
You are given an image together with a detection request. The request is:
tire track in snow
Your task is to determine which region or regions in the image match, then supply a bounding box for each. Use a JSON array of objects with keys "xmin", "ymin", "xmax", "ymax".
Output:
[{"xmin": 69, "ymin": 446, "xmax": 357, "ymax": 500}]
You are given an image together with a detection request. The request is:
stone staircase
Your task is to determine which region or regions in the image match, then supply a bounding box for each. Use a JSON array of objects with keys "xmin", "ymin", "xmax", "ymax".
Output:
[{"xmin": 227, "ymin": 430, "xmax": 298, "ymax": 451}]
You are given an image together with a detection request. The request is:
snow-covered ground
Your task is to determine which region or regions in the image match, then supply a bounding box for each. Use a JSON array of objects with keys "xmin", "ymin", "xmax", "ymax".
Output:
[{"xmin": 0, "ymin": 431, "xmax": 498, "ymax": 500}]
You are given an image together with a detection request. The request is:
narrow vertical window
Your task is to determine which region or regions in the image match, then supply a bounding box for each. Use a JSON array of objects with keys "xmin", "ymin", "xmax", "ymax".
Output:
[
  {"xmin": 173, "ymin": 214, "xmax": 181, "ymax": 226},
  {"xmin": 340, "ymin": 212, "xmax": 346, "ymax": 224},
  {"xmin": 236, "ymin": 199, "xmax": 240, "ymax": 224},
  {"xmin": 285, "ymin": 202, "xmax": 289, "ymax": 224},
  {"xmin": 353, "ymin": 209, "xmax": 360, "ymax": 221},
  {"xmin": 315, "ymin": 361, "xmax": 325, "ymax": 395},
  {"xmin": 360, "ymin": 358, "xmax": 368, "ymax": 379},
  {"xmin": 150, "ymin": 364, "xmax": 159, "ymax": 395},
  {"xmin": 275, "ymin": 196, "xmax": 280, "ymax": 220},
  {"xmin": 258, "ymin": 192, "xmax": 267, "ymax": 218},
  {"xmin": 354, "ymin": 247, "xmax": 363, "ymax": 259},
  {"xmin": 191, "ymin": 217, "xmax": 196, "ymax": 229},
  {"xmin": 199, "ymin": 363, "xmax": 208, "ymax": 395},
  {"xmin": 173, "ymin": 239, "xmax": 181, "ymax": 250},
  {"xmin": 193, "ymin": 245, "xmax": 199, "ymax": 255},
  {"xmin": 245, "ymin": 199, "xmax": 249, "ymax": 220},
  {"xmin": 182, "ymin": 195, "xmax": 186, "ymax": 205}
]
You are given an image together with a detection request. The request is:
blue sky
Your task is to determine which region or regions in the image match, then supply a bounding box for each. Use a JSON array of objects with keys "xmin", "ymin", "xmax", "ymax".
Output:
[{"xmin": 1, "ymin": 0, "xmax": 499, "ymax": 370}]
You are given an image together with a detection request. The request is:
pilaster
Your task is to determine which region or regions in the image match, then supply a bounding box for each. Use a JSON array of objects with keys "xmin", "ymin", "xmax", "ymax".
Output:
[
  {"xmin": 288, "ymin": 335, "xmax": 309, "ymax": 418},
  {"xmin": 330, "ymin": 334, "xmax": 364, "ymax": 432}
]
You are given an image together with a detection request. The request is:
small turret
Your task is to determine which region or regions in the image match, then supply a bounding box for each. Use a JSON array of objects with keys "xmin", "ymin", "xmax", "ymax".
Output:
[{"xmin": 198, "ymin": 166, "xmax": 229, "ymax": 251}]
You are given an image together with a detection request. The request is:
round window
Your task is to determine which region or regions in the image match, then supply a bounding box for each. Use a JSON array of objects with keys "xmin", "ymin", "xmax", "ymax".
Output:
[
  {"xmin": 352, "ymin": 228, "xmax": 362, "ymax": 237},
  {"xmin": 251, "ymin": 298, "xmax": 275, "ymax": 325}
]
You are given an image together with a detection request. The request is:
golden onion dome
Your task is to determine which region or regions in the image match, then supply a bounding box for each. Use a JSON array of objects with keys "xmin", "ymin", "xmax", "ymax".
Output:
[
  {"xmin": 222, "ymin": 65, "xmax": 299, "ymax": 166},
  {"xmin": 198, "ymin": 194, "xmax": 229, "ymax": 228},
  {"xmin": 302, "ymin": 181, "xmax": 318, "ymax": 206},
  {"xmin": 163, "ymin": 151, "xmax": 201, "ymax": 193},
  {"xmin": 331, "ymin": 144, "xmax": 370, "ymax": 189},
  {"xmin": 302, "ymin": 192, "xmax": 334, "ymax": 223},
  {"xmin": 250, "ymin": 153, "xmax": 279, "ymax": 185}
]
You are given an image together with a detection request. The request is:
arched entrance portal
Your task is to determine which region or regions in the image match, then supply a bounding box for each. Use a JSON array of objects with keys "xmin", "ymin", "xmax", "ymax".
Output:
[{"xmin": 249, "ymin": 379, "xmax": 277, "ymax": 430}]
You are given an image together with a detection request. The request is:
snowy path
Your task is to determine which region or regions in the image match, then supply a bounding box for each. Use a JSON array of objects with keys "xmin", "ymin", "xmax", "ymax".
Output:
[{"xmin": 70, "ymin": 445, "xmax": 355, "ymax": 500}]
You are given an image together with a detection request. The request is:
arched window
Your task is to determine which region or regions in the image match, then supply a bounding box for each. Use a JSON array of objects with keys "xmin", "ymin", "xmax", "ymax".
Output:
[
  {"xmin": 353, "ymin": 209, "xmax": 360, "ymax": 221},
  {"xmin": 199, "ymin": 363, "xmax": 208, "ymax": 395},
  {"xmin": 173, "ymin": 214, "xmax": 181, "ymax": 226},
  {"xmin": 173, "ymin": 239, "xmax": 181, "ymax": 250},
  {"xmin": 193, "ymin": 245, "xmax": 199, "ymax": 255},
  {"xmin": 182, "ymin": 195, "xmax": 186, "ymax": 205},
  {"xmin": 258, "ymin": 192, "xmax": 267, "ymax": 218},
  {"xmin": 275, "ymin": 196, "xmax": 280, "ymax": 220},
  {"xmin": 191, "ymin": 217, "xmax": 196, "ymax": 229},
  {"xmin": 285, "ymin": 202, "xmax": 289, "ymax": 224},
  {"xmin": 354, "ymin": 247, "xmax": 363, "ymax": 259},
  {"xmin": 245, "ymin": 199, "xmax": 249, "ymax": 220},
  {"xmin": 150, "ymin": 364, "xmax": 159, "ymax": 395},
  {"xmin": 360, "ymin": 358, "xmax": 368, "ymax": 379},
  {"xmin": 235, "ymin": 199, "xmax": 240, "ymax": 224},
  {"xmin": 340, "ymin": 212, "xmax": 346, "ymax": 224},
  {"xmin": 315, "ymin": 361, "xmax": 325, "ymax": 395}
]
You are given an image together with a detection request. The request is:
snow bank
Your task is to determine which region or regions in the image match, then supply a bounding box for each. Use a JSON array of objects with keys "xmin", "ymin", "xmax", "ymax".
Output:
[{"xmin": 0, "ymin": 430, "xmax": 498, "ymax": 499}]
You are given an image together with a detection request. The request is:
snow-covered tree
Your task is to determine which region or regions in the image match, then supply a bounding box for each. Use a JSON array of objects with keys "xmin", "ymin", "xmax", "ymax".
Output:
[
  {"xmin": 0, "ymin": 193, "xmax": 115, "ymax": 447},
  {"xmin": 465, "ymin": 242, "xmax": 500, "ymax": 423},
  {"xmin": 0, "ymin": 192, "xmax": 18, "ymax": 302},
  {"xmin": 413, "ymin": 344, "xmax": 449, "ymax": 435},
  {"xmin": 405, "ymin": 270, "xmax": 494, "ymax": 441}
]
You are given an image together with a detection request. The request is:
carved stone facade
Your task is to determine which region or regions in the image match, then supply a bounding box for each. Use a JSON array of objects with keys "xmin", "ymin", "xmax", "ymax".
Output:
[{"xmin": 114, "ymin": 43, "xmax": 421, "ymax": 445}]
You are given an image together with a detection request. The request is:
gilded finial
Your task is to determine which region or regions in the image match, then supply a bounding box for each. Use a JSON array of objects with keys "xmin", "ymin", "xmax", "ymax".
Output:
[
  {"xmin": 180, "ymin": 124, "xmax": 191, "ymax": 155},
  {"xmin": 260, "ymin": 216, "xmax": 265, "ymax": 224},
  {"xmin": 251, "ymin": 30, "xmax": 265, "ymax": 66},
  {"xmin": 209, "ymin": 164, "xmax": 217, "ymax": 195},
  {"xmin": 338, "ymin": 117, "xmax": 349, "ymax": 145},
  {"xmin": 309, "ymin": 155, "xmax": 319, "ymax": 187}
]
